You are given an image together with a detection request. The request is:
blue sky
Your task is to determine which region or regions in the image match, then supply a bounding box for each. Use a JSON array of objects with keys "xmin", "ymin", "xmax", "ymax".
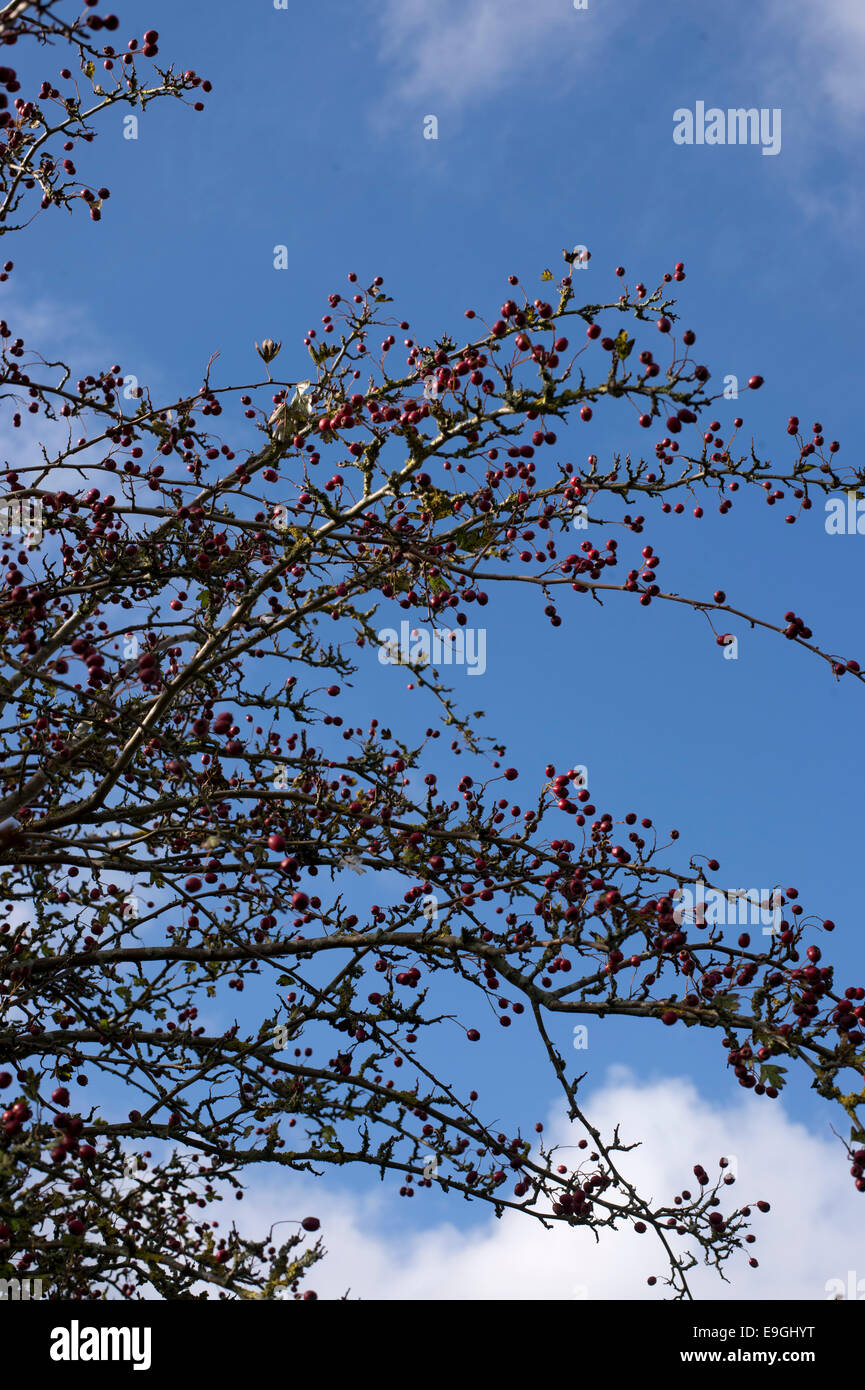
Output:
[{"xmin": 11, "ymin": 0, "xmax": 865, "ymax": 1297}]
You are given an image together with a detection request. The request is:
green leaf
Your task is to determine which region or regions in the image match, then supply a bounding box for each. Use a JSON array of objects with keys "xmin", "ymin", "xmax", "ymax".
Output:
[
  {"xmin": 614, "ymin": 330, "xmax": 635, "ymax": 361},
  {"xmin": 453, "ymin": 525, "xmax": 493, "ymax": 554},
  {"xmin": 709, "ymin": 992, "xmax": 740, "ymax": 1013},
  {"xmin": 308, "ymin": 341, "xmax": 336, "ymax": 367},
  {"xmin": 84, "ymin": 60, "xmax": 95, "ymax": 79},
  {"xmin": 425, "ymin": 488, "xmax": 454, "ymax": 520},
  {"xmin": 759, "ymin": 1063, "xmax": 788, "ymax": 1090}
]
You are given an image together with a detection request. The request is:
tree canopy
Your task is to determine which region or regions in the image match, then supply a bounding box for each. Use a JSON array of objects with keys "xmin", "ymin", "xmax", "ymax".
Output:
[{"xmin": 1, "ymin": 0, "xmax": 864, "ymax": 1302}]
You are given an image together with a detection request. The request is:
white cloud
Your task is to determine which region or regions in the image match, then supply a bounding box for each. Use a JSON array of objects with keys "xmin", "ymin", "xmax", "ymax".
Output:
[
  {"xmin": 0, "ymin": 286, "xmax": 164, "ymax": 489},
  {"xmin": 373, "ymin": 0, "xmax": 865, "ymax": 151},
  {"xmin": 374, "ymin": 0, "xmax": 620, "ymax": 113},
  {"xmin": 236, "ymin": 1067, "xmax": 863, "ymax": 1300},
  {"xmin": 767, "ymin": 0, "xmax": 865, "ymax": 123},
  {"xmin": 6, "ymin": 296, "xmax": 105, "ymax": 358}
]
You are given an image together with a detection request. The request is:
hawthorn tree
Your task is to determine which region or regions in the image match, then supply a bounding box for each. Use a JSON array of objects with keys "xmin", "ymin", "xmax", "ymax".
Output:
[{"xmin": 1, "ymin": 1, "xmax": 864, "ymax": 1303}]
